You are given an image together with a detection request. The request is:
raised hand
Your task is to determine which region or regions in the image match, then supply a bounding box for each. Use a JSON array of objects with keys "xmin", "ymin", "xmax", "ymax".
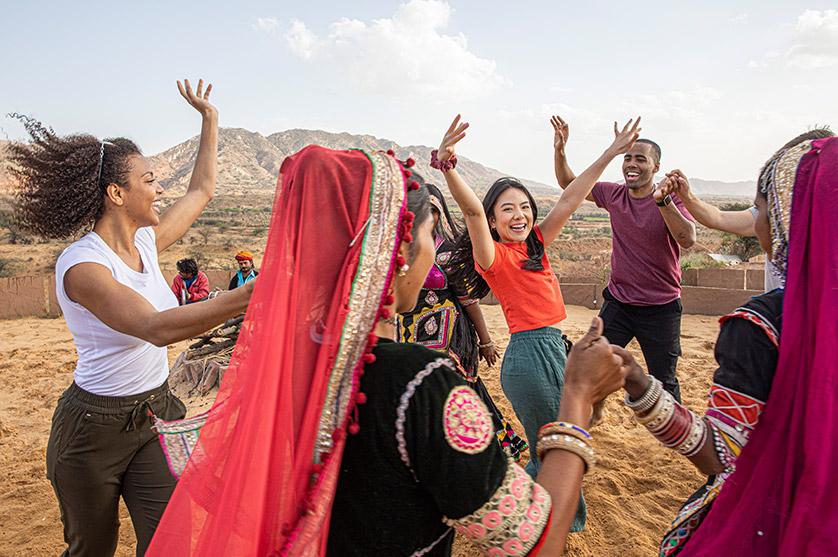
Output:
[
  {"xmin": 177, "ymin": 78, "xmax": 217, "ymax": 119},
  {"xmin": 606, "ymin": 117, "xmax": 642, "ymax": 156},
  {"xmin": 564, "ymin": 317, "xmax": 626, "ymax": 404},
  {"xmin": 551, "ymin": 115, "xmax": 569, "ymax": 153},
  {"xmin": 438, "ymin": 114, "xmax": 469, "ymax": 162},
  {"xmin": 654, "ymin": 175, "xmax": 673, "ymax": 202},
  {"xmin": 663, "ymin": 169, "xmax": 693, "ymax": 199}
]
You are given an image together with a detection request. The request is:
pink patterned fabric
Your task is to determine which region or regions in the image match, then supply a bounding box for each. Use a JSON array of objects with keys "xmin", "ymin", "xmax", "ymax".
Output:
[
  {"xmin": 443, "ymin": 386, "xmax": 493, "ymax": 454},
  {"xmin": 445, "ymin": 460, "xmax": 552, "ymax": 556},
  {"xmin": 681, "ymin": 137, "xmax": 838, "ymax": 555}
]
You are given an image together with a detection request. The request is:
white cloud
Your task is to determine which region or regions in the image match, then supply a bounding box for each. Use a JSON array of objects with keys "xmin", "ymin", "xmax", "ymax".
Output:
[
  {"xmin": 283, "ymin": 0, "xmax": 507, "ymax": 101},
  {"xmin": 729, "ymin": 13, "xmax": 749, "ymax": 24},
  {"xmin": 786, "ymin": 9, "xmax": 838, "ymax": 69},
  {"xmin": 252, "ymin": 17, "xmax": 280, "ymax": 32},
  {"xmin": 285, "ymin": 20, "xmax": 321, "ymax": 59}
]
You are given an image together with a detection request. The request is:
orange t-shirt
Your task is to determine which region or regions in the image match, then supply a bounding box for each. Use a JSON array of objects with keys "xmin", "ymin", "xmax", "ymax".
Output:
[{"xmin": 476, "ymin": 226, "xmax": 566, "ymax": 333}]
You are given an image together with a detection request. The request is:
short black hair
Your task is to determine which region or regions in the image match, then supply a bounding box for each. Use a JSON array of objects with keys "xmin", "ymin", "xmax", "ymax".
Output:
[
  {"xmin": 176, "ymin": 258, "xmax": 199, "ymax": 276},
  {"xmin": 635, "ymin": 139, "xmax": 661, "ymax": 163}
]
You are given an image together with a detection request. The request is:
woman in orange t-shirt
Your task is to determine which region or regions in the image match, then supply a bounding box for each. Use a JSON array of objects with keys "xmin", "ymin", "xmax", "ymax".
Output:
[{"xmin": 435, "ymin": 114, "xmax": 641, "ymax": 532}]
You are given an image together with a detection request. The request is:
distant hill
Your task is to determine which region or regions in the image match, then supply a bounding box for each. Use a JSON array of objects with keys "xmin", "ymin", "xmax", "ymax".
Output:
[
  {"xmin": 149, "ymin": 127, "xmax": 557, "ymax": 198},
  {"xmin": 690, "ymin": 178, "xmax": 757, "ymax": 198}
]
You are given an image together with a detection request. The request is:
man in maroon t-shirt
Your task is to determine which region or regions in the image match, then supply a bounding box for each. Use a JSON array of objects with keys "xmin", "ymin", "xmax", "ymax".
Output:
[{"xmin": 552, "ymin": 116, "xmax": 695, "ymax": 401}]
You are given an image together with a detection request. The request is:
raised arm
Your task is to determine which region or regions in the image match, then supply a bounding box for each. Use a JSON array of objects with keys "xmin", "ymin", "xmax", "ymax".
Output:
[
  {"xmin": 65, "ymin": 263, "xmax": 252, "ymax": 347},
  {"xmin": 552, "ymin": 115, "xmax": 578, "ymax": 190},
  {"xmin": 434, "ymin": 116, "xmax": 496, "ymax": 270},
  {"xmin": 155, "ymin": 79, "xmax": 218, "ymax": 252},
  {"xmin": 539, "ymin": 117, "xmax": 641, "ymax": 245},
  {"xmin": 655, "ymin": 174, "xmax": 697, "ymax": 249},
  {"xmin": 662, "ymin": 170, "xmax": 756, "ymax": 236}
]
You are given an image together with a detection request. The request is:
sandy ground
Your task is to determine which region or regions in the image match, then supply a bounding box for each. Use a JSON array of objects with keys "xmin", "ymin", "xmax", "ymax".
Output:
[{"xmin": 0, "ymin": 305, "xmax": 720, "ymax": 556}]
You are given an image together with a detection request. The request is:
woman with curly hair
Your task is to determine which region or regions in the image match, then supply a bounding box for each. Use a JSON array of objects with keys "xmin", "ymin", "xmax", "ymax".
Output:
[{"xmin": 7, "ymin": 79, "xmax": 253, "ymax": 556}]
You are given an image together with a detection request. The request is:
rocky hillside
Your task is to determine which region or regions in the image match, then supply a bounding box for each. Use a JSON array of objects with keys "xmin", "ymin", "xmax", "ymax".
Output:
[{"xmin": 150, "ymin": 128, "xmax": 558, "ymax": 198}]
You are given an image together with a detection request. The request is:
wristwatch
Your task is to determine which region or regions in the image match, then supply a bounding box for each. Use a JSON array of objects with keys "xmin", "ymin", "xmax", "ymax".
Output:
[{"xmin": 656, "ymin": 194, "xmax": 672, "ymax": 207}]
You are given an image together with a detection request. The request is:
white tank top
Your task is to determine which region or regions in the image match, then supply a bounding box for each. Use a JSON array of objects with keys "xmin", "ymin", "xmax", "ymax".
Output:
[{"xmin": 55, "ymin": 227, "xmax": 178, "ymax": 396}]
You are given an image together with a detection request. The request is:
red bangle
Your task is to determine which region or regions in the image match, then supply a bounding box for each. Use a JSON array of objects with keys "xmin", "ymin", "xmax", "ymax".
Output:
[{"xmin": 430, "ymin": 149, "xmax": 457, "ymax": 172}]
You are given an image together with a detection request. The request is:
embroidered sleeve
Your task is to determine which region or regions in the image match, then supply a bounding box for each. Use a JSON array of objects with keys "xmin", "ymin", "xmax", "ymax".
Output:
[
  {"xmin": 444, "ymin": 460, "xmax": 552, "ymax": 556},
  {"xmin": 705, "ymin": 307, "xmax": 779, "ymax": 469},
  {"xmin": 399, "ymin": 357, "xmax": 512, "ymax": 522}
]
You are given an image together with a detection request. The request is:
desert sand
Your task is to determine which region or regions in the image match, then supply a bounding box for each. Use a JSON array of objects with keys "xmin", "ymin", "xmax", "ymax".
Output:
[{"xmin": 0, "ymin": 304, "xmax": 720, "ymax": 556}]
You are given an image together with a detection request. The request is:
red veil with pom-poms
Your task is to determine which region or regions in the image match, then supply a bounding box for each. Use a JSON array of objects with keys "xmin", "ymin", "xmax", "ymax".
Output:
[{"xmin": 148, "ymin": 147, "xmax": 410, "ymax": 556}]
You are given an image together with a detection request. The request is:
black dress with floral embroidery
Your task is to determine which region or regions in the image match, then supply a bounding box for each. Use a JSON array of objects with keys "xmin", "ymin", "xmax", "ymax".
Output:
[
  {"xmin": 328, "ymin": 340, "xmax": 552, "ymax": 556},
  {"xmin": 398, "ymin": 240, "xmax": 528, "ymax": 461}
]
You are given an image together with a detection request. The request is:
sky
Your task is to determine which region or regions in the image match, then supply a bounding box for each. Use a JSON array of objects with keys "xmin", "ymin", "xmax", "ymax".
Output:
[{"xmin": 2, "ymin": 1, "xmax": 837, "ymax": 185}]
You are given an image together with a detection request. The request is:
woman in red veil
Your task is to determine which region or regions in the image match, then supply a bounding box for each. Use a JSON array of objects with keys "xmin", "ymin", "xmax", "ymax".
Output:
[{"xmin": 148, "ymin": 146, "xmax": 627, "ymax": 556}]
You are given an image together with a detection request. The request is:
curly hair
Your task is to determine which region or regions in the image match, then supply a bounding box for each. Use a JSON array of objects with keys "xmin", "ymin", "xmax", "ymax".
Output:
[
  {"xmin": 176, "ymin": 258, "xmax": 199, "ymax": 276},
  {"xmin": 5, "ymin": 114, "xmax": 141, "ymax": 239}
]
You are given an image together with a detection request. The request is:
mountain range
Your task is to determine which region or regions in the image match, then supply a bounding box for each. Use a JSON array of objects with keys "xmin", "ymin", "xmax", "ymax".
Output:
[{"xmin": 0, "ymin": 132, "xmax": 757, "ymax": 198}]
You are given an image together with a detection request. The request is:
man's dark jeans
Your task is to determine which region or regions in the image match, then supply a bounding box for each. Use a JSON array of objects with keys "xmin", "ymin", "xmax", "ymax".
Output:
[{"xmin": 599, "ymin": 287, "xmax": 683, "ymax": 402}]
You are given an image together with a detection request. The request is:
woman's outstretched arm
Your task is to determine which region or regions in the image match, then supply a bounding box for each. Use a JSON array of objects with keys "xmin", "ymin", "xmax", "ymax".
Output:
[
  {"xmin": 155, "ymin": 79, "xmax": 218, "ymax": 252},
  {"xmin": 435, "ymin": 115, "xmax": 497, "ymax": 270}
]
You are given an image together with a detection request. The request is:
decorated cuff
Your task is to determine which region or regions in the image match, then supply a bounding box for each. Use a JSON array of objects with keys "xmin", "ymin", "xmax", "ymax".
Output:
[{"xmin": 444, "ymin": 460, "xmax": 552, "ymax": 556}]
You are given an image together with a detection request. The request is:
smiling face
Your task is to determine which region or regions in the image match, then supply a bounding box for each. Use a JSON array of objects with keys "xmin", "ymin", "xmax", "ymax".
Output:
[
  {"xmin": 489, "ymin": 187, "xmax": 534, "ymax": 243},
  {"xmin": 105, "ymin": 154, "xmax": 164, "ymax": 227},
  {"xmin": 622, "ymin": 142, "xmax": 659, "ymax": 190}
]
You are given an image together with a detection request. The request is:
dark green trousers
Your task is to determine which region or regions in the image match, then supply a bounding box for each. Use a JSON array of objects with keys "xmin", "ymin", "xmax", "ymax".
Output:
[{"xmin": 46, "ymin": 381, "xmax": 186, "ymax": 557}]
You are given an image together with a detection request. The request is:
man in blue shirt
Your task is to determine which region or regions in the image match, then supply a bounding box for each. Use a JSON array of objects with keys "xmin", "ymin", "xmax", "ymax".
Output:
[{"xmin": 228, "ymin": 250, "xmax": 259, "ymax": 290}]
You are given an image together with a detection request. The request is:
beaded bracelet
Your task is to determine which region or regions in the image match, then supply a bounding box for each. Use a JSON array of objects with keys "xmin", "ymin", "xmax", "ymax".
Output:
[
  {"xmin": 537, "ymin": 433, "xmax": 596, "ymax": 473},
  {"xmin": 538, "ymin": 421, "xmax": 592, "ymax": 442},
  {"xmin": 430, "ymin": 149, "xmax": 458, "ymax": 172},
  {"xmin": 624, "ymin": 375, "xmax": 663, "ymax": 414}
]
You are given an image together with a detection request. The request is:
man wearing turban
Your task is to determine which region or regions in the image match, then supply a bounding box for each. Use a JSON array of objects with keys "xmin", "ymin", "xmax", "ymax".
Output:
[{"xmin": 228, "ymin": 250, "xmax": 258, "ymax": 290}]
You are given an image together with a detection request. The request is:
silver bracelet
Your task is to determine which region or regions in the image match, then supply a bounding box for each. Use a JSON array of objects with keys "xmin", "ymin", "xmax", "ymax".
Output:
[
  {"xmin": 676, "ymin": 415, "xmax": 709, "ymax": 456},
  {"xmin": 640, "ymin": 391, "xmax": 676, "ymax": 433},
  {"xmin": 624, "ymin": 376, "xmax": 663, "ymax": 414},
  {"xmin": 478, "ymin": 341, "xmax": 495, "ymax": 349}
]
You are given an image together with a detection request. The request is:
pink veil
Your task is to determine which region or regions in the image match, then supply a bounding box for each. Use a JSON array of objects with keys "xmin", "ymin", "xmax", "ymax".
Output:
[
  {"xmin": 682, "ymin": 138, "xmax": 838, "ymax": 555},
  {"xmin": 147, "ymin": 146, "xmax": 408, "ymax": 556}
]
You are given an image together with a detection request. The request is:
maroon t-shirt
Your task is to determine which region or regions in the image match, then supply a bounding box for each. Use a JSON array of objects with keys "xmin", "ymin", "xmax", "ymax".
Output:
[{"xmin": 591, "ymin": 182, "xmax": 694, "ymax": 306}]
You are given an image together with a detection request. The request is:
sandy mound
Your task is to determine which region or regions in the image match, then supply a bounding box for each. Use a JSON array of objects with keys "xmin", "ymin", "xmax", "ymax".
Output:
[{"xmin": 0, "ymin": 305, "xmax": 720, "ymax": 556}]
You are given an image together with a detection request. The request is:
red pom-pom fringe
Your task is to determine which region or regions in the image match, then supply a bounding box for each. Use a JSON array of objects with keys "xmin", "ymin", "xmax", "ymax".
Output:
[
  {"xmin": 356, "ymin": 392, "xmax": 368, "ymax": 404},
  {"xmin": 384, "ymin": 294, "xmax": 395, "ymax": 305},
  {"xmin": 380, "ymin": 308, "xmax": 391, "ymax": 319},
  {"xmin": 348, "ymin": 422, "xmax": 361, "ymax": 435},
  {"xmin": 405, "ymin": 157, "xmax": 416, "ymax": 168},
  {"xmin": 403, "ymin": 169, "xmax": 412, "ymax": 178},
  {"xmin": 395, "ymin": 254, "xmax": 406, "ymax": 267},
  {"xmin": 368, "ymin": 333, "xmax": 378, "ymax": 345},
  {"xmin": 403, "ymin": 211, "xmax": 415, "ymax": 222},
  {"xmin": 363, "ymin": 353, "xmax": 376, "ymax": 364},
  {"xmin": 386, "ymin": 149, "xmax": 395, "ymax": 156},
  {"xmin": 403, "ymin": 233, "xmax": 413, "ymax": 243}
]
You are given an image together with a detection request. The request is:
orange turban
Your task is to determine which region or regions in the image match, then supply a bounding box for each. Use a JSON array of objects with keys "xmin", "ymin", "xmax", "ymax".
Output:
[{"xmin": 235, "ymin": 251, "xmax": 254, "ymax": 262}]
